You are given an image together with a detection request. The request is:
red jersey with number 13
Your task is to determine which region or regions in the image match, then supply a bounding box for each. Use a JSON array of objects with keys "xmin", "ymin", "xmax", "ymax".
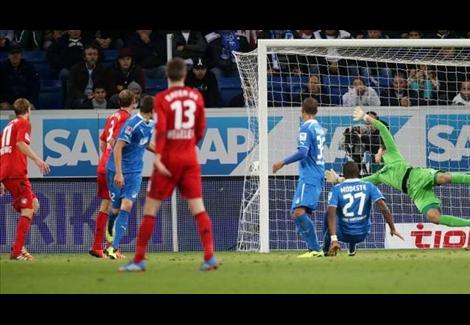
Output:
[
  {"xmin": 0, "ymin": 118, "xmax": 32, "ymax": 180},
  {"xmin": 154, "ymin": 86, "xmax": 206, "ymax": 164},
  {"xmin": 97, "ymin": 109, "xmax": 131, "ymax": 174}
]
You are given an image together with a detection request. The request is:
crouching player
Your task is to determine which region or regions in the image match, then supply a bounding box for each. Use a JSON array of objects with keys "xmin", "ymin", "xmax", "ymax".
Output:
[
  {"xmin": 104, "ymin": 96, "xmax": 155, "ymax": 259},
  {"xmin": 324, "ymin": 162, "xmax": 403, "ymax": 256}
]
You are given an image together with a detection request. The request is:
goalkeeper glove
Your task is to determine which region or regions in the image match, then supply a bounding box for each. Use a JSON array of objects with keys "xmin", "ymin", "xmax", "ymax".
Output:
[
  {"xmin": 352, "ymin": 106, "xmax": 368, "ymax": 122},
  {"xmin": 325, "ymin": 169, "xmax": 340, "ymax": 183}
]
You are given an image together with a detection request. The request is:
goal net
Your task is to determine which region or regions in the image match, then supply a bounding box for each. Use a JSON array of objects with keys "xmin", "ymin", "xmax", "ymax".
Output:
[{"xmin": 234, "ymin": 39, "xmax": 470, "ymax": 252}]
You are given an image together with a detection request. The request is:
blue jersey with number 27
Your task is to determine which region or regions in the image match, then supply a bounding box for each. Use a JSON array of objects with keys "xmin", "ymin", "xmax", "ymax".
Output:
[
  {"xmin": 297, "ymin": 119, "xmax": 325, "ymax": 183},
  {"xmin": 328, "ymin": 179, "xmax": 384, "ymax": 236}
]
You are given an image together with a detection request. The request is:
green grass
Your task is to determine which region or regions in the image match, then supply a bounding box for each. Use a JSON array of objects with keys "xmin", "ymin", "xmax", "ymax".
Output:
[{"xmin": 1, "ymin": 249, "xmax": 470, "ymax": 293}]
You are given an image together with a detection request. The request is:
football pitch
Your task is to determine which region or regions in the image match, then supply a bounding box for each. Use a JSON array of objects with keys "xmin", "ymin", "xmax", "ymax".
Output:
[{"xmin": 1, "ymin": 249, "xmax": 470, "ymax": 294}]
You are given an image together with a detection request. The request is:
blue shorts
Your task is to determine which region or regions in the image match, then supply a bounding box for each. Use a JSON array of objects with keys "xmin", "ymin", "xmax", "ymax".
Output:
[
  {"xmin": 290, "ymin": 179, "xmax": 323, "ymax": 213},
  {"xmin": 107, "ymin": 171, "xmax": 142, "ymax": 210},
  {"xmin": 322, "ymin": 212, "xmax": 368, "ymax": 244}
]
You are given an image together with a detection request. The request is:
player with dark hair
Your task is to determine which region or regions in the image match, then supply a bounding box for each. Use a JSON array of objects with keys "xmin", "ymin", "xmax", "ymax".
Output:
[
  {"xmin": 89, "ymin": 89, "xmax": 136, "ymax": 258},
  {"xmin": 324, "ymin": 161, "xmax": 403, "ymax": 257},
  {"xmin": 326, "ymin": 106, "xmax": 470, "ymax": 228},
  {"xmin": 104, "ymin": 96, "xmax": 155, "ymax": 259},
  {"xmin": 119, "ymin": 58, "xmax": 218, "ymax": 272},
  {"xmin": 0, "ymin": 98, "xmax": 50, "ymax": 260},
  {"xmin": 272, "ymin": 97, "xmax": 326, "ymax": 258}
]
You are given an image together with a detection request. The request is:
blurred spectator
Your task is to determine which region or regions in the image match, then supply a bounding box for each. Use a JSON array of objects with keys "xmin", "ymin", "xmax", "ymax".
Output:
[
  {"xmin": 258, "ymin": 30, "xmax": 300, "ymax": 74},
  {"xmin": 206, "ymin": 30, "xmax": 251, "ymax": 78},
  {"xmin": 172, "ymin": 30, "xmax": 207, "ymax": 66},
  {"xmin": 14, "ymin": 30, "xmax": 43, "ymax": 50},
  {"xmin": 380, "ymin": 72, "xmax": 417, "ymax": 107},
  {"xmin": 0, "ymin": 45, "xmax": 39, "ymax": 109},
  {"xmin": 365, "ymin": 30, "xmax": 389, "ymax": 39},
  {"xmin": 0, "ymin": 30, "xmax": 15, "ymax": 52},
  {"xmin": 297, "ymin": 30, "xmax": 314, "ymax": 39},
  {"xmin": 292, "ymin": 75, "xmax": 331, "ymax": 106},
  {"xmin": 80, "ymin": 84, "xmax": 110, "ymax": 109},
  {"xmin": 185, "ymin": 57, "xmax": 222, "ymax": 108},
  {"xmin": 434, "ymin": 47, "xmax": 469, "ymax": 104},
  {"xmin": 407, "ymin": 64, "xmax": 439, "ymax": 104},
  {"xmin": 309, "ymin": 30, "xmax": 358, "ymax": 76},
  {"xmin": 426, "ymin": 30, "xmax": 458, "ymax": 39},
  {"xmin": 106, "ymin": 47, "xmax": 145, "ymax": 98},
  {"xmin": 342, "ymin": 77, "xmax": 381, "ymax": 106},
  {"xmin": 43, "ymin": 30, "xmax": 65, "ymax": 50},
  {"xmin": 109, "ymin": 81, "xmax": 144, "ymax": 109},
  {"xmin": 91, "ymin": 30, "xmax": 124, "ymax": 49},
  {"xmin": 452, "ymin": 81, "xmax": 470, "ymax": 106},
  {"xmin": 47, "ymin": 30, "xmax": 91, "ymax": 77},
  {"xmin": 66, "ymin": 44, "xmax": 106, "ymax": 109},
  {"xmin": 126, "ymin": 30, "xmax": 166, "ymax": 79},
  {"xmin": 405, "ymin": 30, "xmax": 423, "ymax": 39}
]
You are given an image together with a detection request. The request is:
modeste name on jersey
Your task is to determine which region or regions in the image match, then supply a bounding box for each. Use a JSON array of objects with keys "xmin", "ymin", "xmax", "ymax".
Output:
[{"xmin": 339, "ymin": 184, "xmax": 367, "ymax": 194}]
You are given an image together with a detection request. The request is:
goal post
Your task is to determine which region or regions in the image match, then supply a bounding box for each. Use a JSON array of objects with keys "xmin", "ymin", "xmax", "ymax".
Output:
[{"xmin": 235, "ymin": 38, "xmax": 470, "ymax": 253}]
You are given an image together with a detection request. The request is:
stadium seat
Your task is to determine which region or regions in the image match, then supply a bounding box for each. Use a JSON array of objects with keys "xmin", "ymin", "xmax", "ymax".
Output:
[
  {"xmin": 23, "ymin": 50, "xmax": 46, "ymax": 63},
  {"xmin": 267, "ymin": 75, "xmax": 287, "ymax": 107},
  {"xmin": 322, "ymin": 75, "xmax": 355, "ymax": 105},
  {"xmin": 146, "ymin": 78, "xmax": 168, "ymax": 96},
  {"xmin": 38, "ymin": 80, "xmax": 63, "ymax": 109},
  {"xmin": 33, "ymin": 62, "xmax": 50, "ymax": 79},
  {"xmin": 102, "ymin": 49, "xmax": 118, "ymax": 63},
  {"xmin": 219, "ymin": 76, "xmax": 243, "ymax": 106}
]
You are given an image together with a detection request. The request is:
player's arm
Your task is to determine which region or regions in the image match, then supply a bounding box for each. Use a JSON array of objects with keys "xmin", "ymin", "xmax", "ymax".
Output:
[
  {"xmin": 194, "ymin": 95, "xmax": 206, "ymax": 144},
  {"xmin": 353, "ymin": 106, "xmax": 398, "ymax": 154},
  {"xmin": 361, "ymin": 171, "xmax": 381, "ymax": 185},
  {"xmin": 16, "ymin": 141, "xmax": 50, "ymax": 175},
  {"xmin": 0, "ymin": 181, "xmax": 5, "ymax": 196},
  {"xmin": 154, "ymin": 100, "xmax": 171, "ymax": 177},
  {"xmin": 113, "ymin": 139, "xmax": 127, "ymax": 188},
  {"xmin": 375, "ymin": 199, "xmax": 404, "ymax": 240},
  {"xmin": 272, "ymin": 126, "xmax": 310, "ymax": 173}
]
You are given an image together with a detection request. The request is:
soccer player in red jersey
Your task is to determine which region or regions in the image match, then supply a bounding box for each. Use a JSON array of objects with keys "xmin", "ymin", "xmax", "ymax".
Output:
[
  {"xmin": 119, "ymin": 58, "xmax": 218, "ymax": 272},
  {"xmin": 0, "ymin": 98, "xmax": 50, "ymax": 261},
  {"xmin": 89, "ymin": 90, "xmax": 136, "ymax": 258}
]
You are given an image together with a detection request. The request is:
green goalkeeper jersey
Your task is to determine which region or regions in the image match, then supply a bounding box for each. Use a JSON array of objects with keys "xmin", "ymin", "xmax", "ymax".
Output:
[{"xmin": 361, "ymin": 119, "xmax": 412, "ymax": 191}]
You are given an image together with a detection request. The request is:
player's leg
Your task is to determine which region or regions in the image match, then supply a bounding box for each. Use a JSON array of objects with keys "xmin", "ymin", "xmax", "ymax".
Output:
[
  {"xmin": 322, "ymin": 212, "xmax": 331, "ymax": 252},
  {"xmin": 181, "ymin": 164, "xmax": 218, "ymax": 271},
  {"xmin": 435, "ymin": 171, "xmax": 470, "ymax": 186},
  {"xmin": 292, "ymin": 181, "xmax": 323, "ymax": 257},
  {"xmin": 4, "ymin": 178, "xmax": 36, "ymax": 261},
  {"xmin": 90, "ymin": 172, "xmax": 111, "ymax": 257}
]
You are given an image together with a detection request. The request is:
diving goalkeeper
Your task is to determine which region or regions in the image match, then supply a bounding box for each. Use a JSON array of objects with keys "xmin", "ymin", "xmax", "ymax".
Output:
[{"xmin": 326, "ymin": 106, "xmax": 470, "ymax": 227}]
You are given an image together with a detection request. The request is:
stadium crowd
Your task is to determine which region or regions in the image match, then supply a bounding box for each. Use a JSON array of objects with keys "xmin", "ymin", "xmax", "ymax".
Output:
[{"xmin": 0, "ymin": 30, "xmax": 469, "ymax": 110}]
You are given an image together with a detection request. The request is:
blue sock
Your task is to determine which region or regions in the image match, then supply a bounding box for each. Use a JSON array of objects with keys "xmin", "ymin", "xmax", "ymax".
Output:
[
  {"xmin": 112, "ymin": 210, "xmax": 130, "ymax": 249},
  {"xmin": 294, "ymin": 214, "xmax": 320, "ymax": 251}
]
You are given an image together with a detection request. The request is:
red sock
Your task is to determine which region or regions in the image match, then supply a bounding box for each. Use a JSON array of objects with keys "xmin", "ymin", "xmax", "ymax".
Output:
[
  {"xmin": 92, "ymin": 211, "xmax": 108, "ymax": 251},
  {"xmin": 12, "ymin": 216, "xmax": 31, "ymax": 256},
  {"xmin": 195, "ymin": 211, "xmax": 214, "ymax": 261},
  {"xmin": 134, "ymin": 215, "xmax": 156, "ymax": 263}
]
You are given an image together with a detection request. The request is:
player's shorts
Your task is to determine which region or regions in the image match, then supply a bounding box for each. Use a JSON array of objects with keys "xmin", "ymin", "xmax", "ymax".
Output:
[
  {"xmin": 407, "ymin": 167, "xmax": 443, "ymax": 214},
  {"xmin": 107, "ymin": 171, "xmax": 143, "ymax": 210},
  {"xmin": 97, "ymin": 172, "xmax": 110, "ymax": 200},
  {"xmin": 291, "ymin": 179, "xmax": 323, "ymax": 213},
  {"xmin": 147, "ymin": 163, "xmax": 202, "ymax": 200},
  {"xmin": 2, "ymin": 178, "xmax": 37, "ymax": 212}
]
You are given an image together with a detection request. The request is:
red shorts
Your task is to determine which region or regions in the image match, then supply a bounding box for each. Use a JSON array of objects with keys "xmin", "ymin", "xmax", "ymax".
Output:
[
  {"xmin": 97, "ymin": 172, "xmax": 110, "ymax": 200},
  {"xmin": 147, "ymin": 163, "xmax": 202, "ymax": 200},
  {"xmin": 2, "ymin": 178, "xmax": 37, "ymax": 212}
]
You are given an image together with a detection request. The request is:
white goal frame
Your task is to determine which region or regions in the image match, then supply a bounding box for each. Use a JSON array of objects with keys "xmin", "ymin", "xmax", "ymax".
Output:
[{"xmin": 256, "ymin": 38, "xmax": 470, "ymax": 253}]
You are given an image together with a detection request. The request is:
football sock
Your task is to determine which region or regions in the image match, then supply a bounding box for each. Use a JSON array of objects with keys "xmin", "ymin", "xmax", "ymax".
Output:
[
  {"xmin": 112, "ymin": 210, "xmax": 130, "ymax": 249},
  {"xmin": 450, "ymin": 172, "xmax": 470, "ymax": 185},
  {"xmin": 12, "ymin": 216, "xmax": 31, "ymax": 256},
  {"xmin": 195, "ymin": 211, "xmax": 214, "ymax": 261},
  {"xmin": 294, "ymin": 214, "xmax": 320, "ymax": 251},
  {"xmin": 439, "ymin": 215, "xmax": 470, "ymax": 227},
  {"xmin": 92, "ymin": 211, "xmax": 108, "ymax": 250},
  {"xmin": 134, "ymin": 215, "xmax": 156, "ymax": 263},
  {"xmin": 107, "ymin": 212, "xmax": 118, "ymax": 237}
]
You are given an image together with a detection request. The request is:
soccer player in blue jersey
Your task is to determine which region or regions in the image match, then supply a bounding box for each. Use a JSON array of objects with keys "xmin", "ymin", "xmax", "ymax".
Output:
[
  {"xmin": 324, "ymin": 161, "xmax": 403, "ymax": 256},
  {"xmin": 104, "ymin": 96, "xmax": 155, "ymax": 259},
  {"xmin": 272, "ymin": 97, "xmax": 326, "ymax": 258}
]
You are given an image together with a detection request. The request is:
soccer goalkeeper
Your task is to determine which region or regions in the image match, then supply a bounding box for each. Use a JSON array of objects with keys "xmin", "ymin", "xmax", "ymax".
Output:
[{"xmin": 326, "ymin": 106, "xmax": 470, "ymax": 227}]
